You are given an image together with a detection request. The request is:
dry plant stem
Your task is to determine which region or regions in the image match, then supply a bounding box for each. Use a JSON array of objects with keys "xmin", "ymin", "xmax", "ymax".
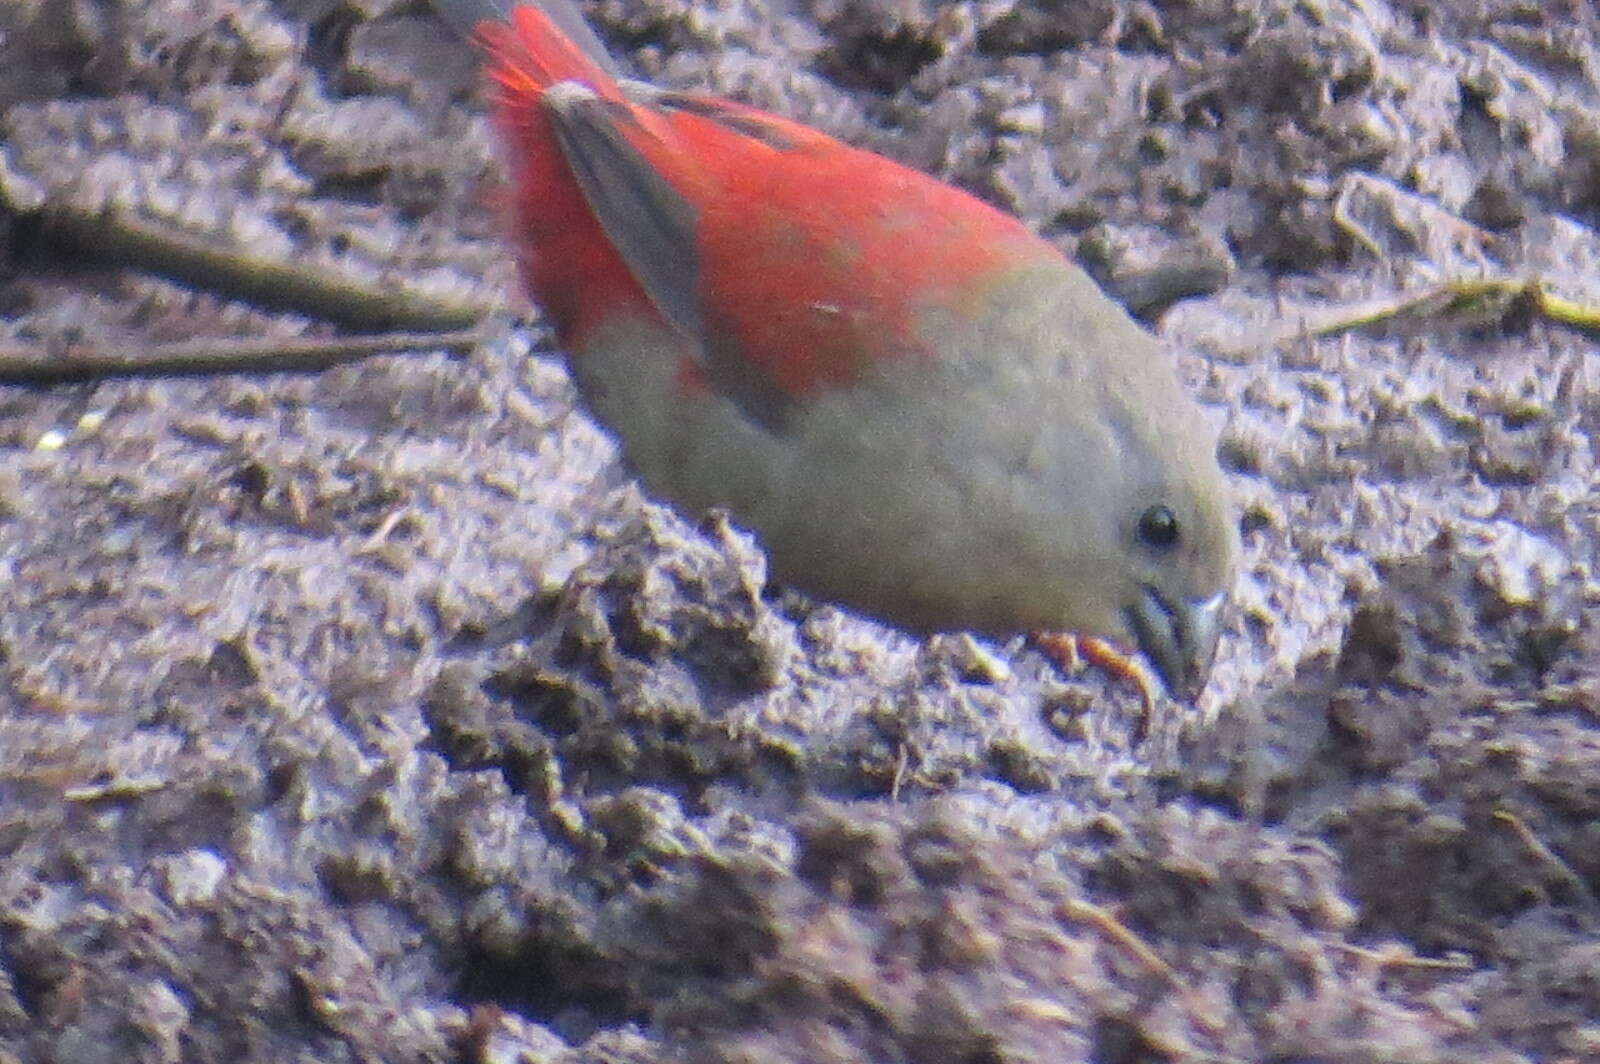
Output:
[
  {"xmin": 0, "ymin": 329, "xmax": 484, "ymax": 386},
  {"xmin": 1534, "ymin": 286, "xmax": 1600, "ymax": 336},
  {"xmin": 1329, "ymin": 941, "xmax": 1474, "ymax": 972},
  {"xmin": 1493, "ymin": 808, "xmax": 1600, "ymax": 909},
  {"xmin": 1060, "ymin": 899, "xmax": 1228, "ymax": 1038},
  {"xmin": 24, "ymin": 202, "xmax": 499, "ymax": 332},
  {"xmin": 1305, "ymin": 277, "xmax": 1600, "ymax": 340},
  {"xmin": 1060, "ymin": 899, "xmax": 1175, "ymax": 979},
  {"xmin": 890, "ymin": 742, "xmax": 909, "ymax": 803}
]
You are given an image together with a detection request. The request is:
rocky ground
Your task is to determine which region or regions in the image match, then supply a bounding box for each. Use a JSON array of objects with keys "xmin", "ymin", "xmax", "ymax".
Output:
[{"xmin": 0, "ymin": 0, "xmax": 1597, "ymax": 1061}]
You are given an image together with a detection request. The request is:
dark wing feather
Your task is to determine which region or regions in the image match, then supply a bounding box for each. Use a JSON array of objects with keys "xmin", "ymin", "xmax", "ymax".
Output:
[{"xmin": 544, "ymin": 85, "xmax": 707, "ymax": 355}]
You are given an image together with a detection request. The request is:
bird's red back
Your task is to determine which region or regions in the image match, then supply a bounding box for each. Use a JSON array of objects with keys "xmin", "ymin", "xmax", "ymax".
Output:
[{"xmin": 476, "ymin": 3, "xmax": 1057, "ymax": 410}]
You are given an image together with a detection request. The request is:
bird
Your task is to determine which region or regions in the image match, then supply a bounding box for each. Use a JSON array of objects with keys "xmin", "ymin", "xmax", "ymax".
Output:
[{"xmin": 435, "ymin": 0, "xmax": 1239, "ymax": 704}]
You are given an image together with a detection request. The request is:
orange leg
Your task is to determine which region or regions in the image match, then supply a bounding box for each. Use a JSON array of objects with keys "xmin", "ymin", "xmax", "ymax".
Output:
[{"xmin": 1031, "ymin": 632, "xmax": 1160, "ymax": 737}]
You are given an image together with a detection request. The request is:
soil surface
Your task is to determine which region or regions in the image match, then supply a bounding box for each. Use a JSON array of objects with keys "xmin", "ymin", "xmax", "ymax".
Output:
[{"xmin": 1, "ymin": 0, "xmax": 1598, "ymax": 1061}]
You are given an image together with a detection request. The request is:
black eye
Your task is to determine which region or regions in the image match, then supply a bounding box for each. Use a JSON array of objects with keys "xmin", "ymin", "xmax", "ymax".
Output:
[{"xmin": 1137, "ymin": 505, "xmax": 1180, "ymax": 549}]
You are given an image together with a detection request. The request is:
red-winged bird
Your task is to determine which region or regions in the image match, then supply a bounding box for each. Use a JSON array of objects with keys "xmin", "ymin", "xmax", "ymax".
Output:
[{"xmin": 439, "ymin": 0, "xmax": 1238, "ymax": 701}]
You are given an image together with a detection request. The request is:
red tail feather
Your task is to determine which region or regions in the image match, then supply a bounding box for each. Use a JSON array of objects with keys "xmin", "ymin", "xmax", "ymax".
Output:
[{"xmin": 475, "ymin": 5, "xmax": 623, "ymax": 104}]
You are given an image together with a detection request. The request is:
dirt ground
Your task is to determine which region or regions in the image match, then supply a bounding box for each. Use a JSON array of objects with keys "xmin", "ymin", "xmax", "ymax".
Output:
[{"xmin": 0, "ymin": 0, "xmax": 1598, "ymax": 1061}]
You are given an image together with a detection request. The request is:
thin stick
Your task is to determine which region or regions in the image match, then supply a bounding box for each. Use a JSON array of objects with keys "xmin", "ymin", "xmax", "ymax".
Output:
[
  {"xmin": 0, "ymin": 329, "xmax": 485, "ymax": 386},
  {"xmin": 1060, "ymin": 898, "xmax": 1175, "ymax": 979},
  {"xmin": 1494, "ymin": 808, "xmax": 1600, "ymax": 909},
  {"xmin": 1329, "ymin": 940, "xmax": 1474, "ymax": 972},
  {"xmin": 1295, "ymin": 277, "xmax": 1600, "ymax": 341},
  {"xmin": 23, "ymin": 202, "xmax": 499, "ymax": 332},
  {"xmin": 1059, "ymin": 899, "xmax": 1228, "ymax": 1038}
]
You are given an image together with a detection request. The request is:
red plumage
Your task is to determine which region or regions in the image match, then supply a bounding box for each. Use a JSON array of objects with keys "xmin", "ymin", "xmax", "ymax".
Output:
[
  {"xmin": 475, "ymin": 4, "xmax": 1053, "ymax": 403},
  {"xmin": 443, "ymin": 0, "xmax": 1240, "ymax": 705}
]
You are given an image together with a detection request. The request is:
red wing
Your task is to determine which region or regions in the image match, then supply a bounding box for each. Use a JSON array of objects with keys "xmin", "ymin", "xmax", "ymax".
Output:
[
  {"xmin": 654, "ymin": 96, "xmax": 1051, "ymax": 413},
  {"xmin": 504, "ymin": 44, "xmax": 1051, "ymax": 432}
]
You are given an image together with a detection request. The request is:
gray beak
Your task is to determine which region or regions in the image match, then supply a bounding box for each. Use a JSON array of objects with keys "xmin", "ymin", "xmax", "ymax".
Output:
[{"xmin": 1126, "ymin": 587, "xmax": 1228, "ymax": 703}]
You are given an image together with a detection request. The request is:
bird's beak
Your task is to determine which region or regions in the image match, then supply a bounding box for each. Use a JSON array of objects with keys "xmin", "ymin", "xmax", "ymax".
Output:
[{"xmin": 1126, "ymin": 586, "xmax": 1228, "ymax": 703}]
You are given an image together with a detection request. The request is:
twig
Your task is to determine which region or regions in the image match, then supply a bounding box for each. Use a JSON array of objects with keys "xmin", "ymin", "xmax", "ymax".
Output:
[
  {"xmin": 1494, "ymin": 808, "xmax": 1600, "ymax": 909},
  {"xmin": 18, "ymin": 201, "xmax": 499, "ymax": 332},
  {"xmin": 0, "ymin": 329, "xmax": 485, "ymax": 386},
  {"xmin": 1534, "ymin": 286, "xmax": 1600, "ymax": 337},
  {"xmin": 1299, "ymin": 278, "xmax": 1600, "ymax": 341},
  {"xmin": 1060, "ymin": 898, "xmax": 1175, "ymax": 979},
  {"xmin": 1329, "ymin": 940, "xmax": 1474, "ymax": 972},
  {"xmin": 1059, "ymin": 899, "xmax": 1228, "ymax": 1038},
  {"xmin": 890, "ymin": 741, "xmax": 909, "ymax": 802}
]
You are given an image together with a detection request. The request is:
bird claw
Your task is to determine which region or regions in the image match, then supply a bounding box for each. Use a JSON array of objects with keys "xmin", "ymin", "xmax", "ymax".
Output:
[{"xmin": 1031, "ymin": 632, "xmax": 1161, "ymax": 739}]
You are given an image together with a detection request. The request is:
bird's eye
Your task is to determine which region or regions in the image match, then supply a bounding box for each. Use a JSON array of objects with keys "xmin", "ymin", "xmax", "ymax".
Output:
[{"xmin": 1136, "ymin": 505, "xmax": 1180, "ymax": 549}]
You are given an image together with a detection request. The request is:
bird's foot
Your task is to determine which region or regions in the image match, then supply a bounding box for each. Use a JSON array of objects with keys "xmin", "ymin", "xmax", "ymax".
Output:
[{"xmin": 1031, "ymin": 632, "xmax": 1160, "ymax": 740}]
